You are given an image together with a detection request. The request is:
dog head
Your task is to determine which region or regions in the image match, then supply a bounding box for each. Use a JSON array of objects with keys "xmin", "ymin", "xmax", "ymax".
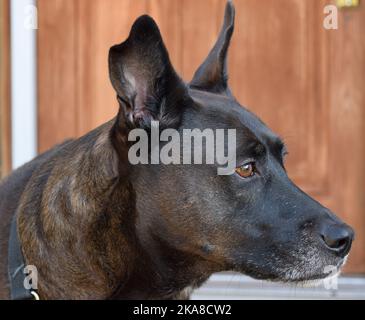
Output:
[{"xmin": 108, "ymin": 1, "xmax": 354, "ymax": 284}]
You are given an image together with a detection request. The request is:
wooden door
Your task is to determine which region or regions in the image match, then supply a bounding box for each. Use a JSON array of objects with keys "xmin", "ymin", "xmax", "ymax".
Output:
[{"xmin": 37, "ymin": 0, "xmax": 365, "ymax": 273}]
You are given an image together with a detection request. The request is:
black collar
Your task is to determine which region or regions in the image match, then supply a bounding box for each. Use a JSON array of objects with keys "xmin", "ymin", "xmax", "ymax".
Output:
[{"xmin": 8, "ymin": 214, "xmax": 39, "ymax": 300}]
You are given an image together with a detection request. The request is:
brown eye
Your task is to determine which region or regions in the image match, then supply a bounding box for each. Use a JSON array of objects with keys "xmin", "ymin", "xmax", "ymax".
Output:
[{"xmin": 236, "ymin": 162, "xmax": 256, "ymax": 178}]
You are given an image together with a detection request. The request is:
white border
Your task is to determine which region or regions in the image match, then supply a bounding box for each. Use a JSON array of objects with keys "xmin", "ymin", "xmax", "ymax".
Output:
[{"xmin": 10, "ymin": 0, "xmax": 37, "ymax": 169}]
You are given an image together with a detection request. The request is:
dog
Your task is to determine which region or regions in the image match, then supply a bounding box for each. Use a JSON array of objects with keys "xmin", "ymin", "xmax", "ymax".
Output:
[{"xmin": 0, "ymin": 1, "xmax": 354, "ymax": 299}]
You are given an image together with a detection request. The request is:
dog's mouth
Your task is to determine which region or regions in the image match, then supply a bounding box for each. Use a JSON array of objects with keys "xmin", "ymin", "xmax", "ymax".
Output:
[
  {"xmin": 238, "ymin": 253, "xmax": 349, "ymax": 288},
  {"xmin": 269, "ymin": 255, "xmax": 349, "ymax": 287},
  {"xmin": 289, "ymin": 269, "xmax": 342, "ymax": 288}
]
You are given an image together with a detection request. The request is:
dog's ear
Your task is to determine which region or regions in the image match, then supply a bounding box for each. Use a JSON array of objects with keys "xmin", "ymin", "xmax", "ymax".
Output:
[
  {"xmin": 109, "ymin": 15, "xmax": 189, "ymax": 129},
  {"xmin": 190, "ymin": 1, "xmax": 235, "ymax": 95}
]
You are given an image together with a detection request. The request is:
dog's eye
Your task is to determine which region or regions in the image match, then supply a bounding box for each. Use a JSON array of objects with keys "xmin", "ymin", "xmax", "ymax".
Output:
[{"xmin": 236, "ymin": 162, "xmax": 256, "ymax": 179}]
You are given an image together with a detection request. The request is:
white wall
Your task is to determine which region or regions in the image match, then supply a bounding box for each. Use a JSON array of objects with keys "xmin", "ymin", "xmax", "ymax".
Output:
[{"xmin": 10, "ymin": 0, "xmax": 37, "ymax": 169}]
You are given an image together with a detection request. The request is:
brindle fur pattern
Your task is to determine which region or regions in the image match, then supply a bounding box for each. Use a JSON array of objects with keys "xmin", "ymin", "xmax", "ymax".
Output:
[{"xmin": 0, "ymin": 1, "xmax": 354, "ymax": 299}]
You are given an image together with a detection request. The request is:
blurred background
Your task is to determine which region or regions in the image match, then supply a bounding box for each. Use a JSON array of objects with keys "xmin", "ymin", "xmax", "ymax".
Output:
[{"xmin": 1, "ymin": 0, "xmax": 365, "ymax": 299}]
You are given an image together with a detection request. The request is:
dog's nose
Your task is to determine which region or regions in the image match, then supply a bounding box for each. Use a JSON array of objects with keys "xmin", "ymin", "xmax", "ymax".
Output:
[{"xmin": 320, "ymin": 223, "xmax": 354, "ymax": 257}]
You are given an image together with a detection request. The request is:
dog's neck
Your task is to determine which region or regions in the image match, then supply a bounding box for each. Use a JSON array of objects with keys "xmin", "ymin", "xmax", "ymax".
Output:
[
  {"xmin": 17, "ymin": 122, "xmax": 212, "ymax": 299},
  {"xmin": 111, "ymin": 236, "xmax": 211, "ymax": 299}
]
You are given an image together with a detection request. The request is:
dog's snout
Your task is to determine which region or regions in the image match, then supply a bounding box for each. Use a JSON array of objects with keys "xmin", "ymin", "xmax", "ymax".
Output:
[{"xmin": 319, "ymin": 223, "xmax": 354, "ymax": 257}]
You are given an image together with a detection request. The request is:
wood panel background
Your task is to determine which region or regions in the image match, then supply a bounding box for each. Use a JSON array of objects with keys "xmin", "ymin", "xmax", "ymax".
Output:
[
  {"xmin": 37, "ymin": 0, "xmax": 365, "ymax": 273},
  {"xmin": 0, "ymin": 0, "xmax": 11, "ymax": 178}
]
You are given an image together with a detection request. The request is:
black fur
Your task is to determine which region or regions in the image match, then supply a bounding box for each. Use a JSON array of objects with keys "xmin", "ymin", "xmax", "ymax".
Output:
[{"xmin": 0, "ymin": 1, "xmax": 354, "ymax": 300}]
